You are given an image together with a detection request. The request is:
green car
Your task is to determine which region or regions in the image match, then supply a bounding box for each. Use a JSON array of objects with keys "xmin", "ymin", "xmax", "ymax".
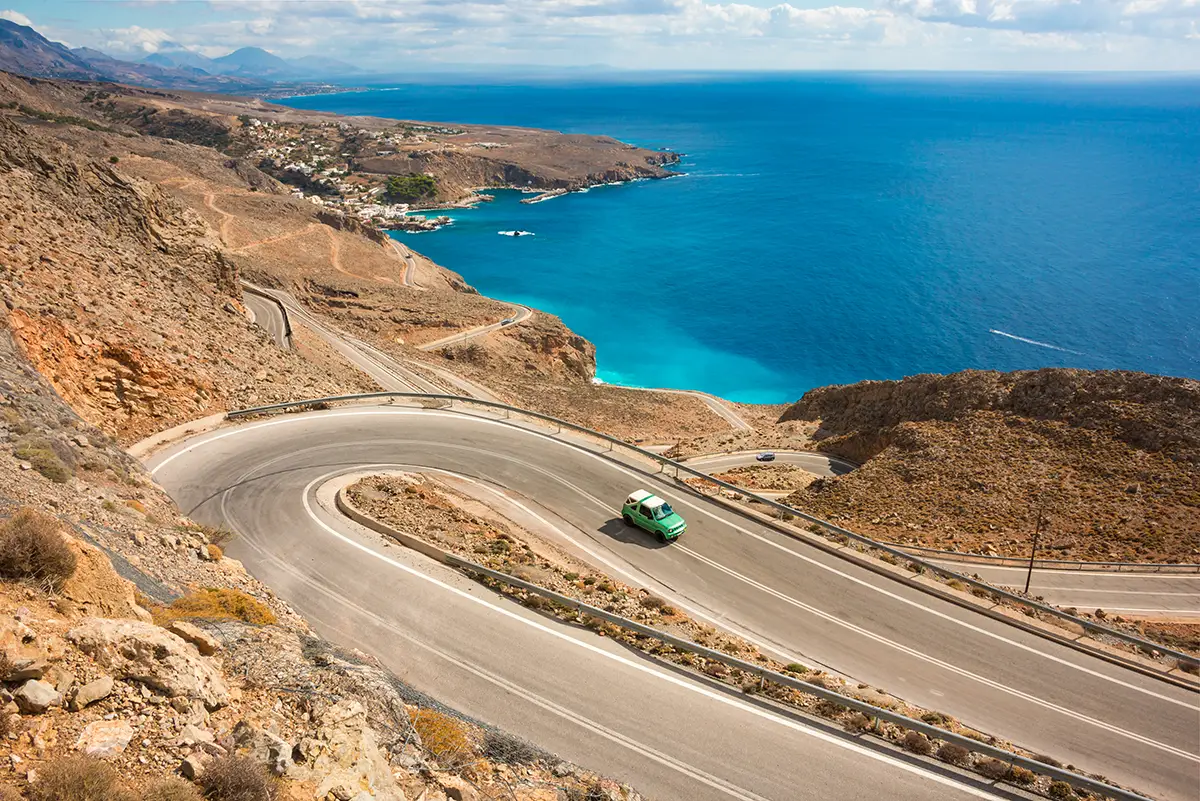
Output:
[{"xmin": 622, "ymin": 489, "xmax": 687, "ymax": 543}]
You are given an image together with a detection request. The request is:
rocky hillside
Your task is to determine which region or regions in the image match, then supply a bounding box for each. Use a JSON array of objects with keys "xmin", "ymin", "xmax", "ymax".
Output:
[
  {"xmin": 780, "ymin": 370, "xmax": 1200, "ymax": 563},
  {"xmin": 0, "ymin": 116, "xmax": 377, "ymax": 443},
  {"xmin": 0, "ymin": 318, "xmax": 648, "ymax": 801}
]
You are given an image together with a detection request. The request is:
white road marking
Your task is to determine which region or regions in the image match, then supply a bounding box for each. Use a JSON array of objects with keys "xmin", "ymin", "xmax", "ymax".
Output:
[
  {"xmin": 677, "ymin": 545, "xmax": 1198, "ymax": 763},
  {"xmin": 149, "ymin": 408, "xmax": 1200, "ymax": 718},
  {"xmin": 225, "ymin": 503, "xmax": 773, "ymax": 801},
  {"xmin": 290, "ymin": 468, "xmax": 1000, "ymax": 799}
]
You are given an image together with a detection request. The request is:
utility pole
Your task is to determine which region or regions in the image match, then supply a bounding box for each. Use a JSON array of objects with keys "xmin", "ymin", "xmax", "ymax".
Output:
[{"xmin": 1024, "ymin": 498, "xmax": 1048, "ymax": 595}]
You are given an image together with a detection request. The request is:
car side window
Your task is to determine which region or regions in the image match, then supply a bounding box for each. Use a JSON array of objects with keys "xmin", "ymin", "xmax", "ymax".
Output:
[{"xmin": 639, "ymin": 504, "xmax": 652, "ymax": 518}]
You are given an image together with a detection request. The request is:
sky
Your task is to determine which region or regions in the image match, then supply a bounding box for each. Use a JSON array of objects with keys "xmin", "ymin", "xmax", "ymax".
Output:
[{"xmin": 3, "ymin": 0, "xmax": 1199, "ymax": 72}]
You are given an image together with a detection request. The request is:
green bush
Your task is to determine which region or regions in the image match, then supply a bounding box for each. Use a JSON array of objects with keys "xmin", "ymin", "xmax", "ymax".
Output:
[
  {"xmin": 384, "ymin": 174, "xmax": 437, "ymax": 202},
  {"xmin": 0, "ymin": 508, "xmax": 78, "ymax": 591}
]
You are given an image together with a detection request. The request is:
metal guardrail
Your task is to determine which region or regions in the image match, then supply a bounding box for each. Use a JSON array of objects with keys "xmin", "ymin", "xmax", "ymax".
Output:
[
  {"xmin": 335, "ymin": 484, "xmax": 1157, "ymax": 801},
  {"xmin": 897, "ymin": 543, "xmax": 1200, "ymax": 574},
  {"xmin": 225, "ymin": 391, "xmax": 1200, "ymax": 673},
  {"xmin": 456, "ymin": 557, "xmax": 1158, "ymax": 801}
]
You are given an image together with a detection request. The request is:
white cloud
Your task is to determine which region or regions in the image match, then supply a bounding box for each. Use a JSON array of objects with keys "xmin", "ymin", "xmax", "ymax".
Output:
[
  {"xmin": 95, "ymin": 25, "xmax": 175, "ymax": 56},
  {"xmin": 42, "ymin": 0, "xmax": 1200, "ymax": 69},
  {"xmin": 0, "ymin": 9, "xmax": 32, "ymax": 26}
]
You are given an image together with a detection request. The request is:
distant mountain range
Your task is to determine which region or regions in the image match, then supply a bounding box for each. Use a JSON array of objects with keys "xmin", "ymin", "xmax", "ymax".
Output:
[
  {"xmin": 0, "ymin": 19, "xmax": 363, "ymax": 93},
  {"xmin": 142, "ymin": 42, "xmax": 363, "ymax": 80}
]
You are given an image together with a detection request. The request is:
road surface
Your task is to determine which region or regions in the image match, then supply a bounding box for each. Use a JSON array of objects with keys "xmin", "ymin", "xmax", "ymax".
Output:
[
  {"xmin": 931, "ymin": 561, "xmax": 1200, "ymax": 619},
  {"xmin": 243, "ymin": 290, "xmax": 290, "ymax": 349},
  {"xmin": 418, "ymin": 303, "xmax": 535, "ymax": 352},
  {"xmin": 681, "ymin": 450, "xmax": 858, "ymax": 478},
  {"xmin": 149, "ymin": 407, "xmax": 1200, "ymax": 801}
]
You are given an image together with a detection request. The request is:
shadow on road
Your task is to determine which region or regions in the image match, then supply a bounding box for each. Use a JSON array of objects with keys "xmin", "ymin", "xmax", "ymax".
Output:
[{"xmin": 597, "ymin": 518, "xmax": 671, "ymax": 550}]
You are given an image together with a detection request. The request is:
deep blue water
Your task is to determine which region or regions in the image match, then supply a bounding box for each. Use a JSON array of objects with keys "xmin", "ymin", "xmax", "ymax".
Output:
[{"xmin": 282, "ymin": 75, "xmax": 1200, "ymax": 404}]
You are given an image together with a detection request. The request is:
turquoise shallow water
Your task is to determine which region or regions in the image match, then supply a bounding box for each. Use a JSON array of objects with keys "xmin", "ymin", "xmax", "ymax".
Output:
[{"xmin": 282, "ymin": 75, "xmax": 1200, "ymax": 404}]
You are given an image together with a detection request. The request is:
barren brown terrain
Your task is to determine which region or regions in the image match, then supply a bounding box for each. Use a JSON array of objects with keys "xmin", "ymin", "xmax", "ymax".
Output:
[{"xmin": 779, "ymin": 370, "xmax": 1200, "ymax": 563}]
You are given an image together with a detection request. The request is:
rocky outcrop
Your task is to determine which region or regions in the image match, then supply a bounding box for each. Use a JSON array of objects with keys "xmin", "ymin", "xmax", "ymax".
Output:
[
  {"xmin": 66, "ymin": 618, "xmax": 229, "ymax": 708},
  {"xmin": 781, "ymin": 369, "xmax": 1200, "ymax": 465},
  {"xmin": 317, "ymin": 208, "xmax": 388, "ymax": 245}
]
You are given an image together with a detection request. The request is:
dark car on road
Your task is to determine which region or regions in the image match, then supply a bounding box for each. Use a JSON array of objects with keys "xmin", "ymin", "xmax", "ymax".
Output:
[{"xmin": 756, "ymin": 452, "xmax": 776, "ymax": 462}]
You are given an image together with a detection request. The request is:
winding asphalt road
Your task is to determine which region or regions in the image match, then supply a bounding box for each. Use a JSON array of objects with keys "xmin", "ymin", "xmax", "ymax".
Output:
[
  {"xmin": 243, "ymin": 290, "xmax": 291, "ymax": 349},
  {"xmin": 680, "ymin": 453, "xmax": 1200, "ymax": 617},
  {"xmin": 417, "ymin": 302, "xmax": 535, "ymax": 352},
  {"xmin": 149, "ymin": 406, "xmax": 1200, "ymax": 801}
]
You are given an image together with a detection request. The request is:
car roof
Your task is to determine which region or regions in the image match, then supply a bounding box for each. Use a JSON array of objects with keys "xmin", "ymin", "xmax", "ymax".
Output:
[
  {"xmin": 627, "ymin": 489, "xmax": 652, "ymax": 503},
  {"xmin": 627, "ymin": 489, "xmax": 668, "ymax": 509}
]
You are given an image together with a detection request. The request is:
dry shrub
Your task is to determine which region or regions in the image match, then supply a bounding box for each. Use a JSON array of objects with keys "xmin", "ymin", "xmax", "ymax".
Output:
[
  {"xmin": 198, "ymin": 756, "xmax": 277, "ymax": 801},
  {"xmin": 936, "ymin": 743, "xmax": 970, "ymax": 766},
  {"xmin": 1009, "ymin": 766, "xmax": 1036, "ymax": 786},
  {"xmin": 1048, "ymin": 781, "xmax": 1076, "ymax": 799},
  {"xmin": 411, "ymin": 708, "xmax": 475, "ymax": 766},
  {"xmin": 151, "ymin": 589, "xmax": 276, "ymax": 626},
  {"xmin": 902, "ymin": 731, "xmax": 934, "ymax": 755},
  {"xmin": 205, "ymin": 544, "xmax": 224, "ymax": 561},
  {"xmin": 1178, "ymin": 659, "xmax": 1199, "ymax": 676},
  {"xmin": 0, "ymin": 784, "xmax": 23, "ymax": 801},
  {"xmin": 142, "ymin": 777, "xmax": 203, "ymax": 801},
  {"xmin": 0, "ymin": 508, "xmax": 78, "ymax": 591},
  {"xmin": 30, "ymin": 756, "xmax": 134, "ymax": 801},
  {"xmin": 976, "ymin": 758, "xmax": 1011, "ymax": 781},
  {"xmin": 843, "ymin": 712, "xmax": 872, "ymax": 733}
]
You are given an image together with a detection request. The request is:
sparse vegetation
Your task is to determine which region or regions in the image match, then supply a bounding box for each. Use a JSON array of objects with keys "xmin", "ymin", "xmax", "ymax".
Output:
[
  {"xmin": 198, "ymin": 755, "xmax": 277, "ymax": 801},
  {"xmin": 149, "ymin": 588, "xmax": 276, "ymax": 626},
  {"xmin": 14, "ymin": 437, "xmax": 71, "ymax": 483},
  {"xmin": 142, "ymin": 777, "xmax": 203, "ymax": 801},
  {"xmin": 902, "ymin": 730, "xmax": 933, "ymax": 755},
  {"xmin": 1048, "ymin": 781, "xmax": 1076, "ymax": 799},
  {"xmin": 0, "ymin": 508, "xmax": 78, "ymax": 591},
  {"xmin": 936, "ymin": 742, "xmax": 971, "ymax": 766},
  {"xmin": 976, "ymin": 757, "xmax": 1011, "ymax": 781},
  {"xmin": 410, "ymin": 707, "xmax": 475, "ymax": 766},
  {"xmin": 29, "ymin": 755, "xmax": 134, "ymax": 801}
]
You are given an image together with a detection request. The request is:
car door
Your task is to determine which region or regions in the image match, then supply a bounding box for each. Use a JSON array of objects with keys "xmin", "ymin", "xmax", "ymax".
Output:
[{"xmin": 637, "ymin": 504, "xmax": 657, "ymax": 531}]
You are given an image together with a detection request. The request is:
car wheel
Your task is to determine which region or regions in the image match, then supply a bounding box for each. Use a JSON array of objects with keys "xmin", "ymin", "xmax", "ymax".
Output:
[
  {"xmin": 623, "ymin": 514, "xmax": 633, "ymax": 527},
  {"xmin": 656, "ymin": 531, "xmax": 666, "ymax": 543}
]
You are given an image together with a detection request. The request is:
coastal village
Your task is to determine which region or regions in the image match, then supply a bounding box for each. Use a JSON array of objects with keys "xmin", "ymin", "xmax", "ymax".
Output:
[{"xmin": 240, "ymin": 116, "xmax": 469, "ymax": 231}]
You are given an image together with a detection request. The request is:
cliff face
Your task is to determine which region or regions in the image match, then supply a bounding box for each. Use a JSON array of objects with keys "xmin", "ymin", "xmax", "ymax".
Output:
[{"xmin": 780, "ymin": 369, "xmax": 1200, "ymax": 563}]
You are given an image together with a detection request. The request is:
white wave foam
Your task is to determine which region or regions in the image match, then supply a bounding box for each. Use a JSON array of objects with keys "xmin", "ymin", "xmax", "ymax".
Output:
[{"xmin": 989, "ymin": 329, "xmax": 1085, "ymax": 356}]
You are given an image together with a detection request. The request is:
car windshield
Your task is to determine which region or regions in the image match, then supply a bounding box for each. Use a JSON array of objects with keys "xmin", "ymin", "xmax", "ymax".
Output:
[{"xmin": 653, "ymin": 503, "xmax": 674, "ymax": 520}]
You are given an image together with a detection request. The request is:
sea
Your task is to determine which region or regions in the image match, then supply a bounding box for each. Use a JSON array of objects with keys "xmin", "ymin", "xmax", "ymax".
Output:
[{"xmin": 281, "ymin": 74, "xmax": 1200, "ymax": 404}]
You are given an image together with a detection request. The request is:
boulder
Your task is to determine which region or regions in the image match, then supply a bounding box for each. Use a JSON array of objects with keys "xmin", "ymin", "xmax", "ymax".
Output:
[
  {"xmin": 6, "ymin": 658, "xmax": 48, "ymax": 682},
  {"xmin": 167, "ymin": 621, "xmax": 220, "ymax": 656},
  {"xmin": 14, "ymin": 679, "xmax": 61, "ymax": 713},
  {"xmin": 180, "ymin": 752, "xmax": 211, "ymax": 780},
  {"xmin": 45, "ymin": 665, "xmax": 76, "ymax": 695},
  {"xmin": 440, "ymin": 777, "xmax": 478, "ymax": 801},
  {"xmin": 60, "ymin": 540, "xmax": 153, "ymax": 622},
  {"xmin": 66, "ymin": 618, "xmax": 229, "ymax": 708},
  {"xmin": 75, "ymin": 719, "xmax": 133, "ymax": 758},
  {"xmin": 233, "ymin": 720, "xmax": 293, "ymax": 776},
  {"xmin": 69, "ymin": 675, "xmax": 114, "ymax": 710},
  {"xmin": 303, "ymin": 700, "xmax": 402, "ymax": 801}
]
